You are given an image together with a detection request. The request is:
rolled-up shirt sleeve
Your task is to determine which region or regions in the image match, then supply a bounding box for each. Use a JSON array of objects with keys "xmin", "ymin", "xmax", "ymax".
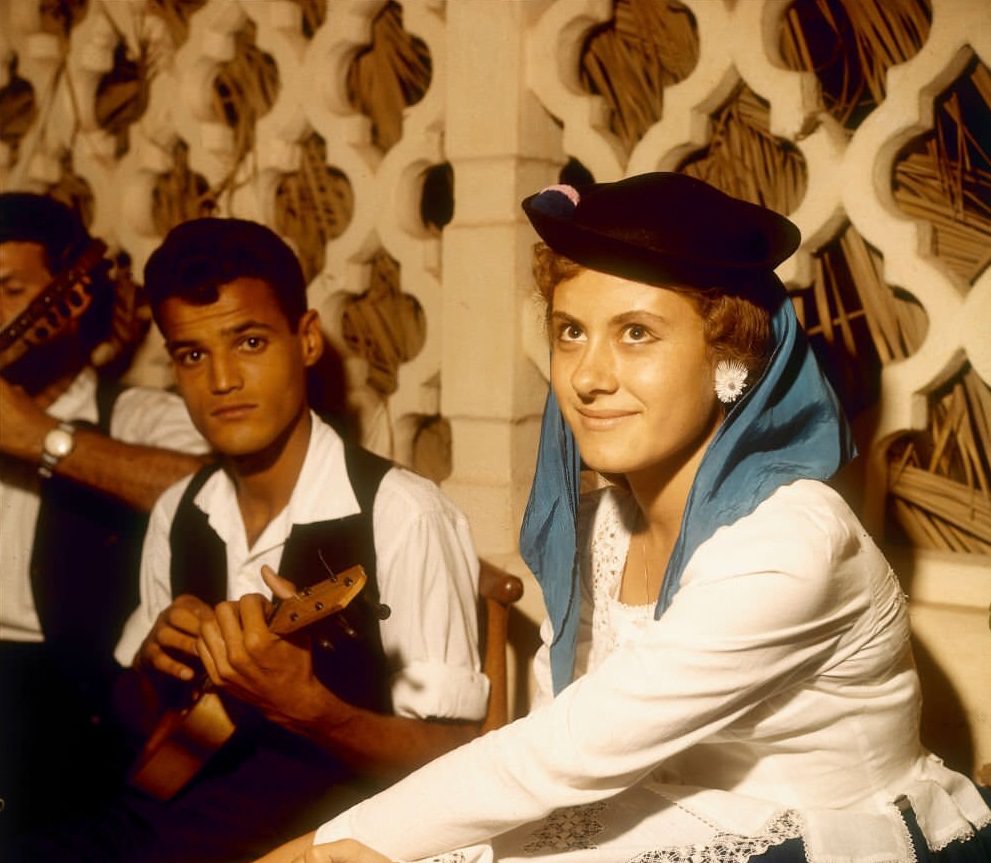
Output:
[
  {"xmin": 109, "ymin": 386, "xmax": 208, "ymax": 454},
  {"xmin": 113, "ymin": 478, "xmax": 190, "ymax": 665},
  {"xmin": 373, "ymin": 470, "xmax": 489, "ymax": 722}
]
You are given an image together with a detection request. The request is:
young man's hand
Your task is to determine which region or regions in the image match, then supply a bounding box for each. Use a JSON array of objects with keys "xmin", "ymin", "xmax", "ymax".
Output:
[
  {"xmin": 135, "ymin": 593, "xmax": 215, "ymax": 681},
  {"xmin": 196, "ymin": 565, "xmax": 328, "ymax": 724}
]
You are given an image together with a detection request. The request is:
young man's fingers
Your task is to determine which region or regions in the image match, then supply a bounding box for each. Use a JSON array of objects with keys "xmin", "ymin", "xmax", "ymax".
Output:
[
  {"xmin": 261, "ymin": 564, "xmax": 297, "ymax": 601},
  {"xmin": 238, "ymin": 592, "xmax": 271, "ymax": 638},
  {"xmin": 156, "ymin": 621, "xmax": 199, "ymax": 657},
  {"xmin": 166, "ymin": 595, "xmax": 215, "ymax": 637},
  {"xmin": 212, "ymin": 601, "xmax": 250, "ymax": 669},
  {"xmin": 145, "ymin": 641, "xmax": 196, "ymax": 681},
  {"xmin": 195, "ymin": 634, "xmax": 222, "ymax": 686}
]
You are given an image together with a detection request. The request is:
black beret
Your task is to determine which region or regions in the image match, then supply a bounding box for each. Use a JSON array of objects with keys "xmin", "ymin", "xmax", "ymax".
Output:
[
  {"xmin": 0, "ymin": 192, "xmax": 91, "ymax": 269},
  {"xmin": 522, "ymin": 172, "xmax": 800, "ymax": 290},
  {"xmin": 143, "ymin": 217, "xmax": 305, "ymax": 306}
]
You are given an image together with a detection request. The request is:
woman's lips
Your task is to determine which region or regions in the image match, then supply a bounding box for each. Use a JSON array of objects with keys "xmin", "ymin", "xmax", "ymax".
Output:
[{"xmin": 574, "ymin": 407, "xmax": 636, "ymax": 430}]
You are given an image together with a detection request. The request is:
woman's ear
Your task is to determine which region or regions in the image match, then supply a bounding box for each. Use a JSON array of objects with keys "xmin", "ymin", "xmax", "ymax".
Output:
[{"xmin": 298, "ymin": 309, "xmax": 325, "ymax": 368}]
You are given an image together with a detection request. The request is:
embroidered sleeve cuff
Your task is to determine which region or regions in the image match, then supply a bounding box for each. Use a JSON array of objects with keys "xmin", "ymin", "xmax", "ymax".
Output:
[{"xmin": 390, "ymin": 660, "xmax": 490, "ymax": 722}]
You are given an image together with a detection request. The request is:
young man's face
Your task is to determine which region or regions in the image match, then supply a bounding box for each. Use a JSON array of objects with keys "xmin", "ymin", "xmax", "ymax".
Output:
[{"xmin": 158, "ymin": 277, "xmax": 323, "ymax": 460}]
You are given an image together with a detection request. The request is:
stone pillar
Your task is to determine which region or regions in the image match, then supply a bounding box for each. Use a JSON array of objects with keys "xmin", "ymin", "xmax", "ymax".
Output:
[{"xmin": 441, "ymin": 0, "xmax": 559, "ymax": 623}]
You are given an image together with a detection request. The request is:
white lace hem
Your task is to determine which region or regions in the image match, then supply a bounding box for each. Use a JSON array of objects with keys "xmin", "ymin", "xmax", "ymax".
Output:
[{"xmin": 625, "ymin": 809, "xmax": 804, "ymax": 863}]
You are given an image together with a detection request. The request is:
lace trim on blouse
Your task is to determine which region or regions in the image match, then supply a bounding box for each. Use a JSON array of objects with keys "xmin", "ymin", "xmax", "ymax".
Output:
[
  {"xmin": 586, "ymin": 490, "xmax": 653, "ymax": 672},
  {"xmin": 522, "ymin": 801, "xmax": 609, "ymax": 852},
  {"xmin": 625, "ymin": 810, "xmax": 804, "ymax": 863}
]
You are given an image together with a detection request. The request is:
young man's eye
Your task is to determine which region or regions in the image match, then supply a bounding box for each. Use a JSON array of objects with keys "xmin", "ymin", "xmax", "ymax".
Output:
[
  {"xmin": 240, "ymin": 335, "xmax": 267, "ymax": 352},
  {"xmin": 174, "ymin": 349, "xmax": 203, "ymax": 367}
]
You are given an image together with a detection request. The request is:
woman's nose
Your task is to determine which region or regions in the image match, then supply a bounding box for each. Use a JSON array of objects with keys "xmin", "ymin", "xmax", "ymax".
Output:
[{"xmin": 571, "ymin": 341, "xmax": 617, "ymax": 398}]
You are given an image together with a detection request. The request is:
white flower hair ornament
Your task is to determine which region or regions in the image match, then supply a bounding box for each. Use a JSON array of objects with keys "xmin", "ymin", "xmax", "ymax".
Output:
[{"xmin": 714, "ymin": 359, "xmax": 749, "ymax": 404}]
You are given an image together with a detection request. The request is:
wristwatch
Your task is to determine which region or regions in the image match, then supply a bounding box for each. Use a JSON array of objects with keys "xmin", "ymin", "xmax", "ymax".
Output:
[{"xmin": 39, "ymin": 421, "xmax": 77, "ymax": 480}]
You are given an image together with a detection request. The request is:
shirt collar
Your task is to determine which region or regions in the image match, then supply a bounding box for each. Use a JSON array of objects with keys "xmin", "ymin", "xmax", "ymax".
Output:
[{"xmin": 193, "ymin": 412, "xmax": 361, "ymax": 553}]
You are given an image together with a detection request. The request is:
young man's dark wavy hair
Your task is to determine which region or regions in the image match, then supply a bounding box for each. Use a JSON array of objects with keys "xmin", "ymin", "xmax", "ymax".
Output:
[{"xmin": 143, "ymin": 218, "xmax": 308, "ymax": 331}]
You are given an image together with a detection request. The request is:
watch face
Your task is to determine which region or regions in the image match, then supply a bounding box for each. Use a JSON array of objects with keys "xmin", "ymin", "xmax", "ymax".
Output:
[{"xmin": 45, "ymin": 427, "xmax": 75, "ymax": 458}]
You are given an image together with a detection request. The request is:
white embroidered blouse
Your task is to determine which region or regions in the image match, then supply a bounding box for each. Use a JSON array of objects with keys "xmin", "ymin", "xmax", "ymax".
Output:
[{"xmin": 315, "ymin": 480, "xmax": 990, "ymax": 862}]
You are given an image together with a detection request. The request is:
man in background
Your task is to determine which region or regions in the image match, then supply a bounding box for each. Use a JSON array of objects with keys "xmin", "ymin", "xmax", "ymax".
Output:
[
  {"xmin": 11, "ymin": 217, "xmax": 488, "ymax": 862},
  {"xmin": 0, "ymin": 193, "xmax": 208, "ymax": 839}
]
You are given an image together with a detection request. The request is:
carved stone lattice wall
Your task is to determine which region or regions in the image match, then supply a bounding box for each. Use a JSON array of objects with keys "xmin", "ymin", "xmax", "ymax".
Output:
[{"xmin": 2, "ymin": 0, "xmax": 988, "ymax": 773}]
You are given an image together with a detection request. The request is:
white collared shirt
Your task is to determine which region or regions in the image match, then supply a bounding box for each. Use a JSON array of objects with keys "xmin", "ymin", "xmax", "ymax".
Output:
[
  {"xmin": 115, "ymin": 413, "xmax": 488, "ymax": 721},
  {"xmin": 0, "ymin": 369, "xmax": 206, "ymax": 642}
]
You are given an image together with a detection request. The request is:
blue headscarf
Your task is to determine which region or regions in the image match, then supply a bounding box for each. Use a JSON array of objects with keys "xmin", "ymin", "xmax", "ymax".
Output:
[{"xmin": 519, "ymin": 179, "xmax": 856, "ymax": 694}]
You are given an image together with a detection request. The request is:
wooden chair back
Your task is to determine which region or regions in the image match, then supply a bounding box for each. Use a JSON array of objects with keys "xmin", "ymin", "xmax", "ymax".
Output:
[{"xmin": 478, "ymin": 560, "xmax": 524, "ymax": 733}]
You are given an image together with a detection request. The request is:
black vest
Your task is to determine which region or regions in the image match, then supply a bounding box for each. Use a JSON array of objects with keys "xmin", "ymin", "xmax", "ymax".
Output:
[
  {"xmin": 168, "ymin": 441, "xmax": 394, "ymax": 714},
  {"xmin": 30, "ymin": 378, "xmax": 145, "ymax": 712}
]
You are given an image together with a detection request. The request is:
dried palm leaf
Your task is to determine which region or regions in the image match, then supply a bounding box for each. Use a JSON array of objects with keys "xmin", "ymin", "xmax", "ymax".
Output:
[
  {"xmin": 151, "ymin": 139, "xmax": 216, "ymax": 235},
  {"xmin": 580, "ymin": 0, "xmax": 698, "ymax": 155},
  {"xmin": 40, "ymin": 0, "xmax": 88, "ymax": 39},
  {"xmin": 208, "ymin": 20, "xmax": 279, "ymax": 199},
  {"xmin": 888, "ymin": 368, "xmax": 991, "ymax": 554},
  {"xmin": 95, "ymin": 40, "xmax": 150, "ymax": 158},
  {"xmin": 0, "ymin": 61, "xmax": 37, "ymax": 163},
  {"xmin": 145, "ymin": 0, "xmax": 208, "ymax": 48},
  {"xmin": 680, "ymin": 84, "xmax": 807, "ymax": 213},
  {"xmin": 889, "ymin": 464, "xmax": 991, "ymax": 552},
  {"xmin": 275, "ymin": 133, "xmax": 354, "ymax": 283},
  {"xmin": 286, "ymin": 0, "xmax": 327, "ymax": 40},
  {"xmin": 346, "ymin": 0, "xmax": 431, "ymax": 152},
  {"xmin": 779, "ymin": 0, "xmax": 989, "ymax": 554},
  {"xmin": 46, "ymin": 155, "xmax": 95, "ymax": 228},
  {"xmin": 893, "ymin": 61, "xmax": 991, "ymax": 284},
  {"xmin": 780, "ymin": 0, "xmax": 931, "ymax": 129},
  {"xmin": 340, "ymin": 249, "xmax": 426, "ymax": 397}
]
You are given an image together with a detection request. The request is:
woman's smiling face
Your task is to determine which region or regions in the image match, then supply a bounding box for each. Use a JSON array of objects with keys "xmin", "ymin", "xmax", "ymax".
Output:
[{"xmin": 549, "ymin": 268, "xmax": 724, "ymax": 485}]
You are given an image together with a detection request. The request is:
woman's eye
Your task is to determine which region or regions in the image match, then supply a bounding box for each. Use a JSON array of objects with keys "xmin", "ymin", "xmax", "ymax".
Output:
[
  {"xmin": 558, "ymin": 323, "xmax": 584, "ymax": 342},
  {"xmin": 622, "ymin": 324, "xmax": 653, "ymax": 343}
]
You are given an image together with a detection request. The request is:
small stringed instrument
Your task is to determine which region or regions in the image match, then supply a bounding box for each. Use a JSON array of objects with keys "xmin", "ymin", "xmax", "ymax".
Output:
[
  {"xmin": 128, "ymin": 565, "xmax": 369, "ymax": 801},
  {"xmin": 0, "ymin": 238, "xmax": 109, "ymax": 374}
]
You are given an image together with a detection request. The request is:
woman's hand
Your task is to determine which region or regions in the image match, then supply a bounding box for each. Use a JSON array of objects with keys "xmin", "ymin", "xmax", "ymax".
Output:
[
  {"xmin": 294, "ymin": 839, "xmax": 392, "ymax": 863},
  {"xmin": 253, "ymin": 832, "xmax": 392, "ymax": 863}
]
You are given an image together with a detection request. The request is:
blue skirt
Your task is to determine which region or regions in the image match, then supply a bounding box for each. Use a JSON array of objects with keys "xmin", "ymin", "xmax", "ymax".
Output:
[{"xmin": 743, "ymin": 788, "xmax": 991, "ymax": 863}]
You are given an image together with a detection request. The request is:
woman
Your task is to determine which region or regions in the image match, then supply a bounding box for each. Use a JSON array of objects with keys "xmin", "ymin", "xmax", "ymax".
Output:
[{"xmin": 260, "ymin": 173, "xmax": 990, "ymax": 863}]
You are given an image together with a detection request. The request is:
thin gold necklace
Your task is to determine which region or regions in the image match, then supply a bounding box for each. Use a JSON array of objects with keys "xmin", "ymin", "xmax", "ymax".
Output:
[{"xmin": 641, "ymin": 524, "xmax": 651, "ymax": 604}]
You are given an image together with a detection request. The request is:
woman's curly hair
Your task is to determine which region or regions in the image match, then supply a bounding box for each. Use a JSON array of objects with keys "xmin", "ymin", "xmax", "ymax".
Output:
[{"xmin": 532, "ymin": 241, "xmax": 774, "ymax": 382}]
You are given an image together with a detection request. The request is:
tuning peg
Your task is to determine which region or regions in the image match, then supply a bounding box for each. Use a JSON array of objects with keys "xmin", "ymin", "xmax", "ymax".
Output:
[{"xmin": 335, "ymin": 616, "xmax": 358, "ymax": 639}]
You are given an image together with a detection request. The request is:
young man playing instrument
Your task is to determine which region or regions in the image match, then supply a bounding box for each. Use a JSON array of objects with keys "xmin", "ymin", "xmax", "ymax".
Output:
[
  {"xmin": 14, "ymin": 217, "xmax": 488, "ymax": 862},
  {"xmin": 0, "ymin": 193, "xmax": 208, "ymax": 840}
]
